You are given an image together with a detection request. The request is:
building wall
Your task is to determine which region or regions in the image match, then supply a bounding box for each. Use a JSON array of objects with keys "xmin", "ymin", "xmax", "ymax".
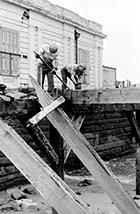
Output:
[
  {"xmin": 0, "ymin": 0, "xmax": 29, "ymax": 88},
  {"xmin": 102, "ymin": 65, "xmax": 116, "ymax": 89},
  {"xmin": 0, "ymin": 0, "xmax": 106, "ymax": 89}
]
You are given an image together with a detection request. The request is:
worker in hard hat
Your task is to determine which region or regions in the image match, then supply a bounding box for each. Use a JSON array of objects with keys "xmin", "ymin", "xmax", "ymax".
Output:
[
  {"xmin": 37, "ymin": 42, "xmax": 59, "ymax": 96},
  {"xmin": 60, "ymin": 64, "xmax": 87, "ymax": 92}
]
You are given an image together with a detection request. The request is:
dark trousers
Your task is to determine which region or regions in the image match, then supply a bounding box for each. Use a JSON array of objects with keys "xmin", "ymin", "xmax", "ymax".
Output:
[
  {"xmin": 60, "ymin": 67, "xmax": 71, "ymax": 92},
  {"xmin": 37, "ymin": 64, "xmax": 54, "ymax": 96}
]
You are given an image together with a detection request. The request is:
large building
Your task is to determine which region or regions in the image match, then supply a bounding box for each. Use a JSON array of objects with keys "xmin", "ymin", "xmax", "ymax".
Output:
[{"xmin": 0, "ymin": 0, "xmax": 106, "ymax": 89}]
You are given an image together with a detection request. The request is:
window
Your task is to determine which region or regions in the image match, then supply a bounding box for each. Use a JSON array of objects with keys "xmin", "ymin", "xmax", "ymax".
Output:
[
  {"xmin": 0, "ymin": 27, "xmax": 20, "ymax": 76},
  {"xmin": 78, "ymin": 48, "xmax": 89, "ymax": 84}
]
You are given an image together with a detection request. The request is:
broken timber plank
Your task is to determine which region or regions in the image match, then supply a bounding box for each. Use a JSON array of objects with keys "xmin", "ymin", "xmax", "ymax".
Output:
[
  {"xmin": 64, "ymin": 115, "xmax": 85, "ymax": 163},
  {"xmin": 29, "ymin": 75, "xmax": 140, "ymax": 214},
  {"xmin": 26, "ymin": 123, "xmax": 59, "ymax": 166},
  {"xmin": 0, "ymin": 119, "xmax": 91, "ymax": 214},
  {"xmin": 28, "ymin": 96, "xmax": 65, "ymax": 125}
]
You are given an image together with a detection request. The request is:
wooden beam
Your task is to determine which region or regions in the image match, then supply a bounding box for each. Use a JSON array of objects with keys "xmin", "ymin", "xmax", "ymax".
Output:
[
  {"xmin": 49, "ymin": 122, "xmax": 64, "ymax": 180},
  {"xmin": 136, "ymin": 147, "xmax": 140, "ymax": 195},
  {"xmin": 126, "ymin": 112, "xmax": 140, "ymax": 195},
  {"xmin": 29, "ymin": 75, "xmax": 140, "ymax": 214},
  {"xmin": 0, "ymin": 119, "xmax": 91, "ymax": 214},
  {"xmin": 27, "ymin": 123, "xmax": 59, "ymax": 166},
  {"xmin": 95, "ymin": 140, "xmax": 127, "ymax": 152},
  {"xmin": 28, "ymin": 96, "xmax": 65, "ymax": 125},
  {"xmin": 71, "ymin": 88, "xmax": 140, "ymax": 104},
  {"xmin": 126, "ymin": 112, "xmax": 140, "ymax": 143},
  {"xmin": 64, "ymin": 115, "xmax": 85, "ymax": 163},
  {"xmin": 71, "ymin": 103, "xmax": 140, "ymax": 114}
]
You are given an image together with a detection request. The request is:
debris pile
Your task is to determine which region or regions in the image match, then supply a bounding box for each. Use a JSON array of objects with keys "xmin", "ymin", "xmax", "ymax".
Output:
[{"xmin": 0, "ymin": 185, "xmax": 40, "ymax": 213}]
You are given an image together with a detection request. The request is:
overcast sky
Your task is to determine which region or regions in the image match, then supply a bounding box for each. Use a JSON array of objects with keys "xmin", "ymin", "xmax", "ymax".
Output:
[{"xmin": 49, "ymin": 0, "xmax": 140, "ymax": 83}]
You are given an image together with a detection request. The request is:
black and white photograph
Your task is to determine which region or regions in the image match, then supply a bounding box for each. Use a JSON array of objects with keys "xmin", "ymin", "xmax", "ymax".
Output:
[{"xmin": 0, "ymin": 0, "xmax": 140, "ymax": 213}]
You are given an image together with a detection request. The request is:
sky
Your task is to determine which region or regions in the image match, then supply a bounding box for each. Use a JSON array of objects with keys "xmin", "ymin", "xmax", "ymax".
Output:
[{"xmin": 49, "ymin": 0, "xmax": 140, "ymax": 83}]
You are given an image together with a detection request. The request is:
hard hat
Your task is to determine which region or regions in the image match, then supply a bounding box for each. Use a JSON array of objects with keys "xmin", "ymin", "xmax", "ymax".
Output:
[{"xmin": 49, "ymin": 42, "xmax": 59, "ymax": 53}]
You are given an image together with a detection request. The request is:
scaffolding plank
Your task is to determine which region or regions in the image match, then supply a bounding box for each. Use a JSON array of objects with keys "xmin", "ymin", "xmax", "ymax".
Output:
[
  {"xmin": 29, "ymin": 75, "xmax": 140, "ymax": 214},
  {"xmin": 0, "ymin": 119, "xmax": 91, "ymax": 214},
  {"xmin": 28, "ymin": 96, "xmax": 65, "ymax": 125}
]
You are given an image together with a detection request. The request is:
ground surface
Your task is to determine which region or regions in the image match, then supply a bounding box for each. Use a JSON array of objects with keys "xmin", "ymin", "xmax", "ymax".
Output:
[{"xmin": 0, "ymin": 153, "xmax": 140, "ymax": 214}]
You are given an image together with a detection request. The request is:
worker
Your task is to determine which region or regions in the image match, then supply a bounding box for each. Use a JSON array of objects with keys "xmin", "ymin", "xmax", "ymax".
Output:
[
  {"xmin": 60, "ymin": 64, "xmax": 87, "ymax": 92},
  {"xmin": 36, "ymin": 42, "xmax": 59, "ymax": 96}
]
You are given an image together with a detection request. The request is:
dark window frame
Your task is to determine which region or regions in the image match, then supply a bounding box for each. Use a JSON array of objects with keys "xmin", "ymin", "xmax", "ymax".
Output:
[{"xmin": 0, "ymin": 27, "xmax": 20, "ymax": 76}]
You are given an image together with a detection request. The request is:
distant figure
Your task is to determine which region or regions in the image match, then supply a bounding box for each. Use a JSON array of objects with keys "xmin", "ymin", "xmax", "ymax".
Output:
[
  {"xmin": 60, "ymin": 64, "xmax": 87, "ymax": 92},
  {"xmin": 36, "ymin": 42, "xmax": 59, "ymax": 96}
]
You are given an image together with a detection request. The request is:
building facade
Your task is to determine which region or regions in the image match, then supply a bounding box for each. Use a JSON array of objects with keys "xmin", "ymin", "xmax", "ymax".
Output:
[
  {"xmin": 102, "ymin": 65, "xmax": 116, "ymax": 88},
  {"xmin": 0, "ymin": 0, "xmax": 106, "ymax": 89}
]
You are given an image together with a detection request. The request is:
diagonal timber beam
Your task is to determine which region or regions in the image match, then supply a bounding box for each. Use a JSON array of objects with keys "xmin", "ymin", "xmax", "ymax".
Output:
[
  {"xmin": 27, "ymin": 123, "xmax": 59, "ymax": 165},
  {"xmin": 126, "ymin": 111, "xmax": 140, "ymax": 195},
  {"xmin": 126, "ymin": 111, "xmax": 140, "ymax": 144},
  {"xmin": 0, "ymin": 119, "xmax": 92, "ymax": 214},
  {"xmin": 28, "ymin": 96, "xmax": 65, "ymax": 125},
  {"xmin": 64, "ymin": 115, "xmax": 85, "ymax": 163},
  {"xmin": 29, "ymin": 75, "xmax": 140, "ymax": 214}
]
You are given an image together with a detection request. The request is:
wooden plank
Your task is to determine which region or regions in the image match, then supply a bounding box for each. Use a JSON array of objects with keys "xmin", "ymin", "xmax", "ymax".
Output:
[
  {"xmin": 126, "ymin": 112, "xmax": 140, "ymax": 195},
  {"xmin": 126, "ymin": 112, "xmax": 140, "ymax": 143},
  {"xmin": 95, "ymin": 140, "xmax": 127, "ymax": 152},
  {"xmin": 136, "ymin": 148, "xmax": 140, "ymax": 195},
  {"xmin": 71, "ymin": 88, "xmax": 140, "ymax": 104},
  {"xmin": 29, "ymin": 75, "xmax": 140, "ymax": 214},
  {"xmin": 64, "ymin": 115, "xmax": 85, "ymax": 163},
  {"xmin": 28, "ymin": 96, "xmax": 65, "ymax": 125},
  {"xmin": 27, "ymin": 123, "xmax": 59, "ymax": 166},
  {"xmin": 49, "ymin": 122, "xmax": 64, "ymax": 180},
  {"xmin": 0, "ymin": 119, "xmax": 91, "ymax": 214},
  {"xmin": 72, "ymin": 103, "xmax": 140, "ymax": 114}
]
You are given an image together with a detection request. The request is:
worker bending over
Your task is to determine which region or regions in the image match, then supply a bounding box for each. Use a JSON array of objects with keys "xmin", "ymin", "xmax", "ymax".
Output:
[{"xmin": 60, "ymin": 64, "xmax": 87, "ymax": 92}]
